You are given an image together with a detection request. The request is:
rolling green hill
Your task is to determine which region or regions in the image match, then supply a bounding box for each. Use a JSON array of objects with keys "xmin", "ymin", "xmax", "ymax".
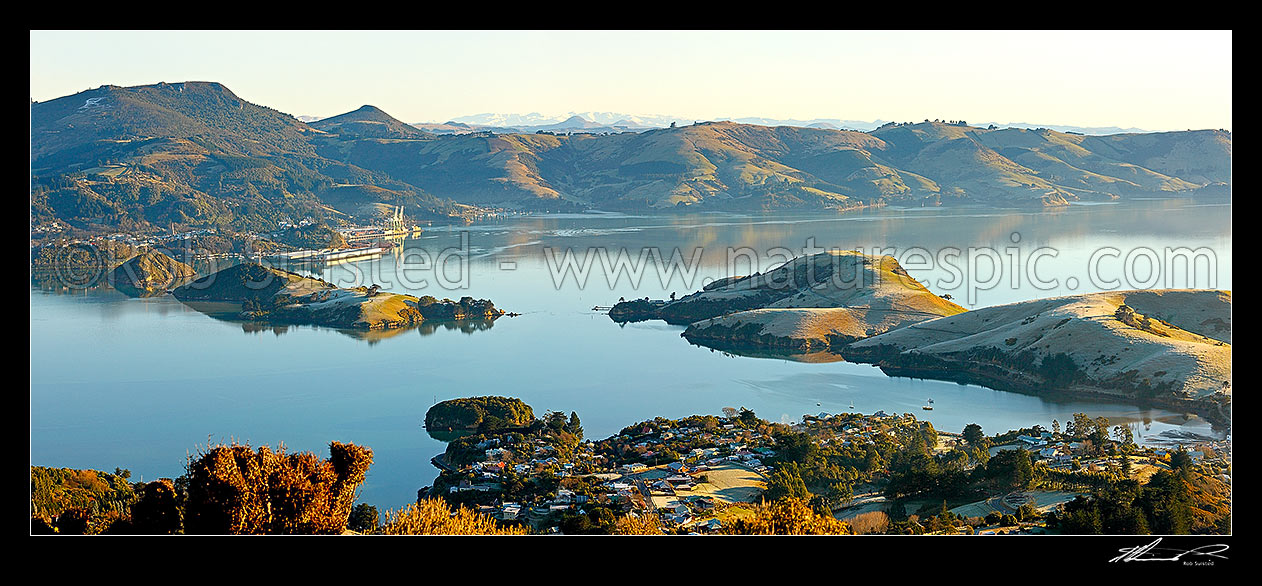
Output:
[
  {"xmin": 309, "ymin": 105, "xmax": 435, "ymax": 140},
  {"xmin": 328, "ymin": 119, "xmax": 1230, "ymax": 211},
  {"xmin": 30, "ymin": 82, "xmax": 1231, "ymax": 231},
  {"xmin": 843, "ymin": 289, "xmax": 1232, "ymax": 423},
  {"xmin": 30, "ymin": 82, "xmax": 464, "ymax": 231}
]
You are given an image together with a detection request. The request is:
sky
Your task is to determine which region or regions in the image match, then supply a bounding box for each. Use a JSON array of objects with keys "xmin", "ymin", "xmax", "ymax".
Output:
[{"xmin": 30, "ymin": 30, "xmax": 1232, "ymax": 131}]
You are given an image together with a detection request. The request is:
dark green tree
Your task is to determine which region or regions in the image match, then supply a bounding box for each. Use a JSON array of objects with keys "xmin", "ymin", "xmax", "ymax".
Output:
[
  {"xmin": 984, "ymin": 449, "xmax": 1034, "ymax": 491},
  {"xmin": 962, "ymin": 423, "xmax": 985, "ymax": 446},
  {"xmin": 772, "ymin": 431, "xmax": 818, "ymax": 463},
  {"xmin": 348, "ymin": 503, "xmax": 380, "ymax": 533},
  {"xmin": 56, "ymin": 507, "xmax": 91, "ymax": 535},
  {"xmin": 1138, "ymin": 471, "xmax": 1192, "ymax": 534},
  {"xmin": 1117, "ymin": 453, "xmax": 1133, "ymax": 478},
  {"xmin": 1091, "ymin": 417, "xmax": 1112, "ymax": 450},
  {"xmin": 131, "ymin": 479, "xmax": 182, "ymax": 534},
  {"xmin": 765, "ymin": 464, "xmax": 810, "ymax": 502},
  {"xmin": 543, "ymin": 410, "xmax": 567, "ymax": 432},
  {"xmin": 1112, "ymin": 425, "xmax": 1135, "ymax": 450},
  {"xmin": 864, "ymin": 444, "xmax": 883, "ymax": 474},
  {"xmin": 1016, "ymin": 501, "xmax": 1039, "ymax": 522},
  {"xmin": 1068, "ymin": 413, "xmax": 1093, "ymax": 440},
  {"xmin": 1169, "ymin": 446, "xmax": 1195, "ymax": 476},
  {"xmin": 1039, "ymin": 353, "xmax": 1079, "ymax": 385}
]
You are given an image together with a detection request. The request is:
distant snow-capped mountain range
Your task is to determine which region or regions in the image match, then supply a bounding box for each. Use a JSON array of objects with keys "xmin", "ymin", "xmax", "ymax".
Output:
[
  {"xmin": 442, "ymin": 112, "xmax": 889, "ymax": 131},
  {"xmin": 452, "ymin": 111, "xmax": 677, "ymax": 128},
  {"xmin": 297, "ymin": 110, "xmax": 1153, "ymax": 135},
  {"xmin": 436, "ymin": 113, "xmax": 1154, "ymax": 134}
]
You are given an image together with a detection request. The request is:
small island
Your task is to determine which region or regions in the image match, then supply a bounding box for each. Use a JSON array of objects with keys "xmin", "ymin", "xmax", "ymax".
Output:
[
  {"xmin": 172, "ymin": 263, "xmax": 505, "ymax": 330},
  {"xmin": 425, "ymin": 397, "xmax": 536, "ymax": 434},
  {"xmin": 611, "ymin": 251, "xmax": 965, "ymax": 351}
]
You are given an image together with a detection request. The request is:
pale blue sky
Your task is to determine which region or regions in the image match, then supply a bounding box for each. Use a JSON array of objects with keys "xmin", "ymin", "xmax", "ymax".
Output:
[{"xmin": 30, "ymin": 30, "xmax": 1232, "ymax": 130}]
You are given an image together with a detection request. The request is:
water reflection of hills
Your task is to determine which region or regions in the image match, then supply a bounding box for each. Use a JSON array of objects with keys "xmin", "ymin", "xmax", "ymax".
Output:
[
  {"xmin": 342, "ymin": 318, "xmax": 497, "ymax": 343},
  {"xmin": 178, "ymin": 299, "xmax": 497, "ymax": 344},
  {"xmin": 425, "ymin": 429, "xmax": 471, "ymax": 443},
  {"xmin": 31, "ymin": 276, "xmax": 111, "ymax": 293},
  {"xmin": 31, "ymin": 270, "xmax": 122, "ymax": 294},
  {"xmin": 32, "ymin": 271, "xmax": 197, "ymax": 298},
  {"xmin": 684, "ymin": 339, "xmax": 847, "ymax": 364}
]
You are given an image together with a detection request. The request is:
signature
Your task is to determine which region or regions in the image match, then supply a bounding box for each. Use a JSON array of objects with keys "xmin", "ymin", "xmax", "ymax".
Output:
[{"xmin": 1110, "ymin": 538, "xmax": 1229, "ymax": 563}]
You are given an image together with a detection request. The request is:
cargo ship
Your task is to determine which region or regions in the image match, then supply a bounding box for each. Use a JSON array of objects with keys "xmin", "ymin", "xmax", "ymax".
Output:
[
  {"xmin": 337, "ymin": 206, "xmax": 422, "ymax": 244},
  {"xmin": 264, "ymin": 245, "xmax": 387, "ymax": 267}
]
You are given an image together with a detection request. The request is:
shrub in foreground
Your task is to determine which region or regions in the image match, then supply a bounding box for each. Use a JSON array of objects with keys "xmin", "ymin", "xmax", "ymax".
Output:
[
  {"xmin": 182, "ymin": 441, "xmax": 373, "ymax": 534},
  {"xmin": 722, "ymin": 498, "xmax": 854, "ymax": 535},
  {"xmin": 379, "ymin": 499, "xmax": 527, "ymax": 535}
]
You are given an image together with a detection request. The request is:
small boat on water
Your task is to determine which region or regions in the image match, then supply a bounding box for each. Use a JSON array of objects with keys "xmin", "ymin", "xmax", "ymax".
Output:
[{"xmin": 922, "ymin": 405, "xmax": 934, "ymax": 410}]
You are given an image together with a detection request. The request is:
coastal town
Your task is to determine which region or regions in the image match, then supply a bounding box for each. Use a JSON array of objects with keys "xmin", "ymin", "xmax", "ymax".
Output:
[
  {"xmin": 32, "ymin": 214, "xmax": 415, "ymax": 267},
  {"xmin": 418, "ymin": 398, "xmax": 1231, "ymax": 535}
]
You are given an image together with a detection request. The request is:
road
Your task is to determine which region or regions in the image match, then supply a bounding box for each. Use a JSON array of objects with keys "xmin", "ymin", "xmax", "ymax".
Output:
[{"xmin": 634, "ymin": 478, "xmax": 658, "ymax": 514}]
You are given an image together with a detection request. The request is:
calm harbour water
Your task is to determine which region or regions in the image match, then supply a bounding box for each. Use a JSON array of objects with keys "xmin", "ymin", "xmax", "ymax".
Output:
[{"xmin": 29, "ymin": 199, "xmax": 1231, "ymax": 509}]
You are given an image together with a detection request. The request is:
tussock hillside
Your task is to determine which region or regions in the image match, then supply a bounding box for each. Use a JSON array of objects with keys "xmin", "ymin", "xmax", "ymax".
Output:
[
  {"xmin": 683, "ymin": 305, "xmax": 960, "ymax": 352},
  {"xmin": 30, "ymin": 82, "xmax": 466, "ymax": 231},
  {"xmin": 31, "ymin": 82, "xmax": 1231, "ymax": 227},
  {"xmin": 843, "ymin": 289, "xmax": 1231, "ymax": 417},
  {"xmin": 608, "ymin": 251, "xmax": 964, "ymax": 351},
  {"xmin": 108, "ymin": 250, "xmax": 197, "ymax": 297},
  {"xmin": 615, "ymin": 250, "xmax": 963, "ymax": 323},
  {"xmin": 318, "ymin": 120, "xmax": 1232, "ymax": 211}
]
